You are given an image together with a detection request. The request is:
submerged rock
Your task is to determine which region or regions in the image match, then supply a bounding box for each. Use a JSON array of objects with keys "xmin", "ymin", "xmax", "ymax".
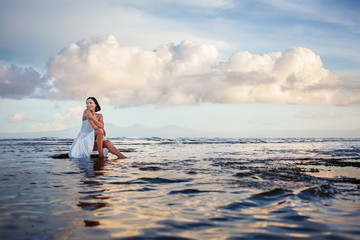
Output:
[{"xmin": 51, "ymin": 153, "xmax": 69, "ymax": 159}]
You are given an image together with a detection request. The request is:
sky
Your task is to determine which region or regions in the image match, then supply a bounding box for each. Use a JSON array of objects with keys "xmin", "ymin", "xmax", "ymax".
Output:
[{"xmin": 0, "ymin": 0, "xmax": 359, "ymax": 137}]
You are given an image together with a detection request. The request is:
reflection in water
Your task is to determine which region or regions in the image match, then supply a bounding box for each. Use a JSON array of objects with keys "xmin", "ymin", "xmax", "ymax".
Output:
[
  {"xmin": 76, "ymin": 158, "xmax": 109, "ymax": 226},
  {"xmin": 76, "ymin": 157, "xmax": 106, "ymax": 178}
]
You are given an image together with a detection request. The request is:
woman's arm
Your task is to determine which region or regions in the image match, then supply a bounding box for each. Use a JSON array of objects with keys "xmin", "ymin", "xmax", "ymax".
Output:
[
  {"xmin": 90, "ymin": 113, "xmax": 104, "ymax": 129},
  {"xmin": 84, "ymin": 110, "xmax": 104, "ymax": 130}
]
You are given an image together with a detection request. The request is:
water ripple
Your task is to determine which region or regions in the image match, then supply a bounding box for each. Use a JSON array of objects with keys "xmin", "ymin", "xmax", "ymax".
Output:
[{"xmin": 0, "ymin": 137, "xmax": 359, "ymax": 239}]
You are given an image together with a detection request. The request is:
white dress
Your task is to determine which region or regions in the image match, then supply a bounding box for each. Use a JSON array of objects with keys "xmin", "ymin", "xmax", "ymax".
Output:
[{"xmin": 68, "ymin": 120, "xmax": 108, "ymax": 158}]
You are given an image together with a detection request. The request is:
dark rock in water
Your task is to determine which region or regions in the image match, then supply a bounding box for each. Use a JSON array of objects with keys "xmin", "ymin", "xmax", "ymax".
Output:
[
  {"xmin": 139, "ymin": 166, "xmax": 162, "ymax": 171},
  {"xmin": 51, "ymin": 153, "xmax": 69, "ymax": 159},
  {"xmin": 77, "ymin": 201, "xmax": 108, "ymax": 210},
  {"xmin": 234, "ymin": 171, "xmax": 253, "ymax": 177},
  {"xmin": 84, "ymin": 219, "xmax": 100, "ymax": 227},
  {"xmin": 51, "ymin": 153, "xmax": 102, "ymax": 159}
]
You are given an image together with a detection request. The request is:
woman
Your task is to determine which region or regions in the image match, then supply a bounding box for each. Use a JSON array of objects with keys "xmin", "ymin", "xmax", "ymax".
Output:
[{"xmin": 69, "ymin": 97, "xmax": 126, "ymax": 159}]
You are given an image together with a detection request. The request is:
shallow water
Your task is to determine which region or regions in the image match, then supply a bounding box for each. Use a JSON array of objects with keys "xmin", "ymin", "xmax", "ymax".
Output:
[{"xmin": 0, "ymin": 137, "xmax": 359, "ymax": 239}]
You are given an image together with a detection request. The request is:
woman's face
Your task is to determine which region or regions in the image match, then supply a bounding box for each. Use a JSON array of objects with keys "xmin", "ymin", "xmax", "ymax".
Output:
[{"xmin": 86, "ymin": 99, "xmax": 96, "ymax": 111}]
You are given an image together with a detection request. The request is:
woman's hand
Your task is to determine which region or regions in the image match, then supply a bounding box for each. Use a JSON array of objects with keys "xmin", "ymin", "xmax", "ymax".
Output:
[{"xmin": 84, "ymin": 110, "xmax": 93, "ymax": 120}]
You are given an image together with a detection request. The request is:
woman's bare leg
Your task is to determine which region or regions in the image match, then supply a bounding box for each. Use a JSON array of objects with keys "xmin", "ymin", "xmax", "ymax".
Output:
[
  {"xmin": 95, "ymin": 129, "xmax": 104, "ymax": 158},
  {"xmin": 103, "ymin": 140, "xmax": 127, "ymax": 159}
]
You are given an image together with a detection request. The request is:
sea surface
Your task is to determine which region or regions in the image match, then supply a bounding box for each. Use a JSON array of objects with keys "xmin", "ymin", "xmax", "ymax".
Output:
[{"xmin": 0, "ymin": 137, "xmax": 359, "ymax": 240}]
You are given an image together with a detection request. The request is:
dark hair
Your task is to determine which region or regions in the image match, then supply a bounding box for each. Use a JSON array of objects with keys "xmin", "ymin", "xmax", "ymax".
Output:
[{"xmin": 87, "ymin": 97, "xmax": 101, "ymax": 112}]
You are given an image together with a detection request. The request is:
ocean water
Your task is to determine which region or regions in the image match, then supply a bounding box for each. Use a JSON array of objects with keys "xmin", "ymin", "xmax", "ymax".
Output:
[{"xmin": 0, "ymin": 137, "xmax": 359, "ymax": 240}]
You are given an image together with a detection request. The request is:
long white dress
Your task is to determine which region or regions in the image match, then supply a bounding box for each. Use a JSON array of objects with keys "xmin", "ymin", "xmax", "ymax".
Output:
[{"xmin": 68, "ymin": 120, "xmax": 108, "ymax": 158}]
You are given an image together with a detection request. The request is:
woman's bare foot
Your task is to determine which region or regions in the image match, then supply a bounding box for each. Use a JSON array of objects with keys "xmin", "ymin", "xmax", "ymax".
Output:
[{"xmin": 116, "ymin": 153, "xmax": 127, "ymax": 159}]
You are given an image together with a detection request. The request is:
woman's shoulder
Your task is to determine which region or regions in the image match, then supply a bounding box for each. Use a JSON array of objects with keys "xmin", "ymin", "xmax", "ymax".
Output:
[{"xmin": 96, "ymin": 113, "xmax": 103, "ymax": 119}]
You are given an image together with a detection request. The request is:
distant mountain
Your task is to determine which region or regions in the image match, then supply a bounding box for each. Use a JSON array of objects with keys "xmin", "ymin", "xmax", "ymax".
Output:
[
  {"xmin": 234, "ymin": 128, "xmax": 360, "ymax": 138},
  {"xmin": 0, "ymin": 123, "xmax": 206, "ymax": 138},
  {"xmin": 0, "ymin": 123, "xmax": 359, "ymax": 138},
  {"xmin": 0, "ymin": 126, "xmax": 80, "ymax": 138},
  {"xmin": 104, "ymin": 123, "xmax": 205, "ymax": 138}
]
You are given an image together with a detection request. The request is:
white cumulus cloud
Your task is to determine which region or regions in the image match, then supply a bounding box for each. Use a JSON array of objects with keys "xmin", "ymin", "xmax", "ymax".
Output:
[
  {"xmin": 2, "ymin": 34, "xmax": 359, "ymax": 107},
  {"xmin": 48, "ymin": 35, "xmax": 219, "ymax": 106},
  {"xmin": 47, "ymin": 35, "xmax": 359, "ymax": 107}
]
